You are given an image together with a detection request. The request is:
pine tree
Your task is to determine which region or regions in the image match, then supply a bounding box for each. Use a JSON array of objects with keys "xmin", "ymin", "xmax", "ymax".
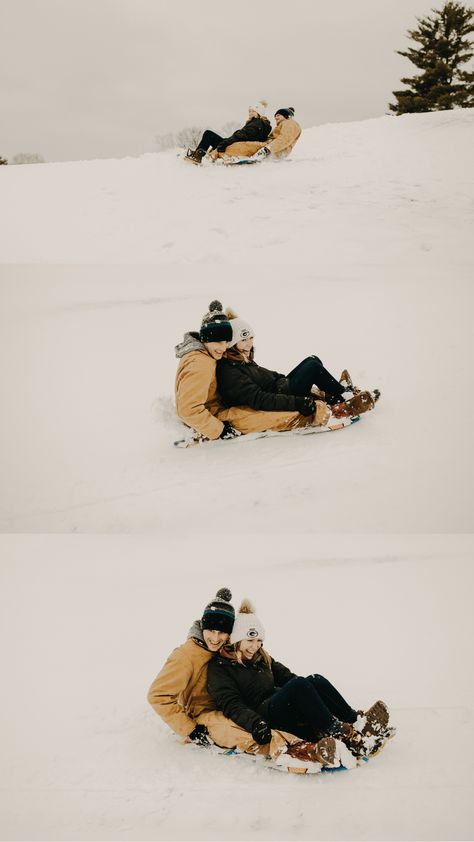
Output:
[
  {"xmin": 0, "ymin": 156, "xmax": 8, "ymax": 165},
  {"xmin": 390, "ymin": 1, "xmax": 474, "ymax": 114}
]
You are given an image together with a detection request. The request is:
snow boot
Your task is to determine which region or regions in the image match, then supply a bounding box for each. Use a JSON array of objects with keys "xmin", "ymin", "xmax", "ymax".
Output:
[
  {"xmin": 355, "ymin": 700, "xmax": 390, "ymax": 738},
  {"xmin": 287, "ymin": 737, "xmax": 338, "ymax": 766},
  {"xmin": 185, "ymin": 148, "xmax": 206, "ymax": 165},
  {"xmin": 331, "ymin": 389, "xmax": 380, "ymax": 419},
  {"xmin": 331, "ymin": 721, "xmax": 368, "ymax": 758},
  {"xmin": 339, "ymin": 369, "xmax": 359, "ymax": 394}
]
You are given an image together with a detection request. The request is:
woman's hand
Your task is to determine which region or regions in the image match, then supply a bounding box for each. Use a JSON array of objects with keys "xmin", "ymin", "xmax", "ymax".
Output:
[
  {"xmin": 251, "ymin": 719, "xmax": 272, "ymax": 745},
  {"xmin": 295, "ymin": 396, "xmax": 316, "ymax": 417}
]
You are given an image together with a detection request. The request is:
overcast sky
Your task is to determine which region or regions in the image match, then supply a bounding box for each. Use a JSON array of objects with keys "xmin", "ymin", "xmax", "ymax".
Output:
[{"xmin": 1, "ymin": 0, "xmax": 433, "ymax": 162}]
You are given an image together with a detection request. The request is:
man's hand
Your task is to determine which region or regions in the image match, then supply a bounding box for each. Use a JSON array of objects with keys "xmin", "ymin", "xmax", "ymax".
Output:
[
  {"xmin": 253, "ymin": 146, "xmax": 270, "ymax": 160},
  {"xmin": 220, "ymin": 421, "xmax": 241, "ymax": 440},
  {"xmin": 188, "ymin": 724, "xmax": 212, "ymax": 747}
]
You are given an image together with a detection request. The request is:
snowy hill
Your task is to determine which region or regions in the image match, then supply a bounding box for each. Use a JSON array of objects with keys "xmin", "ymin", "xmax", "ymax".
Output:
[
  {"xmin": 1, "ymin": 112, "xmax": 474, "ymax": 840},
  {"xmin": 1, "ymin": 109, "xmax": 473, "ymax": 533},
  {"xmin": 0, "ymin": 109, "xmax": 473, "ymax": 266},
  {"xmin": 1, "ymin": 533, "xmax": 474, "ymax": 840}
]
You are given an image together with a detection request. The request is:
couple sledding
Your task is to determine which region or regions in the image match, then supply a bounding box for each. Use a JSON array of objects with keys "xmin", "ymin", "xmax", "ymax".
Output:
[
  {"xmin": 148, "ymin": 589, "xmax": 395, "ymax": 771},
  {"xmin": 175, "ymin": 300, "xmax": 380, "ymax": 445},
  {"xmin": 185, "ymin": 100, "xmax": 301, "ymax": 165}
]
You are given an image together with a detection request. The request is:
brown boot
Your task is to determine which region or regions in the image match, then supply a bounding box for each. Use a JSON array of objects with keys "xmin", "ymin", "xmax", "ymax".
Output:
[
  {"xmin": 185, "ymin": 148, "xmax": 206, "ymax": 165},
  {"xmin": 331, "ymin": 389, "xmax": 380, "ymax": 418},
  {"xmin": 339, "ymin": 369, "xmax": 359, "ymax": 394},
  {"xmin": 335, "ymin": 722, "xmax": 368, "ymax": 758},
  {"xmin": 357, "ymin": 700, "xmax": 390, "ymax": 737},
  {"xmin": 287, "ymin": 737, "xmax": 338, "ymax": 766}
]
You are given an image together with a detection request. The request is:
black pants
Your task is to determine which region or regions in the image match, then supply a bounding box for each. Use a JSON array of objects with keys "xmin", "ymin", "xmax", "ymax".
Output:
[
  {"xmin": 287, "ymin": 356, "xmax": 345, "ymax": 404},
  {"xmin": 196, "ymin": 129, "xmax": 224, "ymax": 152},
  {"xmin": 264, "ymin": 674, "xmax": 358, "ymax": 742}
]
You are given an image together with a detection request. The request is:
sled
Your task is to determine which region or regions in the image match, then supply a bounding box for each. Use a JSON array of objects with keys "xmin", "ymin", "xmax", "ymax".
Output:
[
  {"xmin": 222, "ymin": 156, "xmax": 261, "ymax": 166},
  {"xmin": 173, "ymin": 415, "xmax": 360, "ymax": 449}
]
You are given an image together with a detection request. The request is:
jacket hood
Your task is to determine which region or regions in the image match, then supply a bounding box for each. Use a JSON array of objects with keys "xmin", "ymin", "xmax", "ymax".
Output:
[
  {"xmin": 187, "ymin": 618, "xmax": 208, "ymax": 649},
  {"xmin": 175, "ymin": 332, "xmax": 208, "ymax": 359}
]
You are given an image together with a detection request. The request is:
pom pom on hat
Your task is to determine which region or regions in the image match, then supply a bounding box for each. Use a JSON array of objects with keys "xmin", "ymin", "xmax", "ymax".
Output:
[
  {"xmin": 249, "ymin": 99, "xmax": 268, "ymax": 117},
  {"xmin": 201, "ymin": 300, "xmax": 225, "ymax": 326},
  {"xmin": 231, "ymin": 598, "xmax": 265, "ymax": 644},
  {"xmin": 216, "ymin": 587, "xmax": 232, "ymax": 602}
]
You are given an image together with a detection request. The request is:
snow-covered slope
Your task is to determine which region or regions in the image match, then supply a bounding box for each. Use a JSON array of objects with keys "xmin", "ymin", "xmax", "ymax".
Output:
[
  {"xmin": 1, "ymin": 534, "xmax": 473, "ymax": 841},
  {"xmin": 0, "ymin": 109, "xmax": 473, "ymax": 266},
  {"xmin": 1, "ymin": 109, "xmax": 473, "ymax": 533}
]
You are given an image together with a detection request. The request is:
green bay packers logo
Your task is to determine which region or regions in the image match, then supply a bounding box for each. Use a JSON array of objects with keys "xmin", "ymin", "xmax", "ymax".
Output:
[{"xmin": 247, "ymin": 627, "xmax": 259, "ymax": 638}]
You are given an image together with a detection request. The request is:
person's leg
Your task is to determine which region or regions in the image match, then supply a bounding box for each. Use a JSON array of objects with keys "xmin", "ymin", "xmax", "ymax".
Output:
[
  {"xmin": 265, "ymin": 676, "xmax": 337, "ymax": 740},
  {"xmin": 306, "ymin": 674, "xmax": 358, "ymax": 724},
  {"xmin": 196, "ymin": 130, "xmax": 224, "ymax": 152},
  {"xmin": 287, "ymin": 356, "xmax": 346, "ymax": 403}
]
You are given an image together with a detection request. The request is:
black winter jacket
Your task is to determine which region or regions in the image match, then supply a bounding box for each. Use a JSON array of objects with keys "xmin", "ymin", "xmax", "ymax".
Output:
[
  {"xmin": 216, "ymin": 117, "xmax": 272, "ymax": 152},
  {"xmin": 217, "ymin": 355, "xmax": 299, "ymax": 413},
  {"xmin": 207, "ymin": 651, "xmax": 296, "ymax": 733}
]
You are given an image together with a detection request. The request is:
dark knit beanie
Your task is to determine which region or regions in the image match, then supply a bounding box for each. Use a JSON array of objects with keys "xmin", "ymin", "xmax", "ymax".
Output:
[
  {"xmin": 202, "ymin": 587, "xmax": 235, "ymax": 634},
  {"xmin": 275, "ymin": 107, "xmax": 295, "ymax": 119},
  {"xmin": 199, "ymin": 299, "xmax": 233, "ymax": 344}
]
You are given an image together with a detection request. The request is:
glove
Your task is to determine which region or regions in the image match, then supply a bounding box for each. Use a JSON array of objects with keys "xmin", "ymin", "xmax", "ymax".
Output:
[
  {"xmin": 188, "ymin": 724, "xmax": 212, "ymax": 747},
  {"xmin": 314, "ymin": 400, "xmax": 331, "ymax": 426},
  {"xmin": 295, "ymin": 395, "xmax": 316, "ymax": 417},
  {"xmin": 251, "ymin": 719, "xmax": 272, "ymax": 745},
  {"xmin": 220, "ymin": 421, "xmax": 241, "ymax": 440},
  {"xmin": 253, "ymin": 146, "xmax": 270, "ymax": 160}
]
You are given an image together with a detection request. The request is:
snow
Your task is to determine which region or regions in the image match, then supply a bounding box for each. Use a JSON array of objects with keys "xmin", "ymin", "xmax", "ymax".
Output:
[
  {"xmin": 0, "ymin": 110, "xmax": 473, "ymax": 267},
  {"xmin": 1, "ymin": 534, "xmax": 473, "ymax": 840},
  {"xmin": 1, "ymin": 109, "xmax": 474, "ymax": 839},
  {"xmin": 1, "ymin": 109, "xmax": 473, "ymax": 533}
]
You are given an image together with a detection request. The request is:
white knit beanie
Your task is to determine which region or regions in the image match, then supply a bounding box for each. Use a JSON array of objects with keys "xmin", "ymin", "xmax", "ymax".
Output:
[
  {"xmin": 230, "ymin": 599, "xmax": 266, "ymax": 644},
  {"xmin": 229, "ymin": 317, "xmax": 255, "ymax": 347},
  {"xmin": 249, "ymin": 100, "xmax": 267, "ymax": 117}
]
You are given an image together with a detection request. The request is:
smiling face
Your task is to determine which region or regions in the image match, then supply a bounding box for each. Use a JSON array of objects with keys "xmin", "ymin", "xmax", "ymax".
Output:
[
  {"xmin": 239, "ymin": 637, "xmax": 263, "ymax": 660},
  {"xmin": 235, "ymin": 335, "xmax": 254, "ymax": 355},
  {"xmin": 202, "ymin": 629, "xmax": 229, "ymax": 652},
  {"xmin": 204, "ymin": 340, "xmax": 228, "ymax": 360},
  {"xmin": 275, "ymin": 113, "xmax": 285, "ymax": 125}
]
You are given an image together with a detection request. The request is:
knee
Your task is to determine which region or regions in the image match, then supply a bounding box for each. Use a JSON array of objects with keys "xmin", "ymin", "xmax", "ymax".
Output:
[
  {"xmin": 289, "ymin": 676, "xmax": 313, "ymax": 696},
  {"xmin": 308, "ymin": 673, "xmax": 325, "ymax": 686},
  {"xmin": 309, "ymin": 355, "xmax": 323, "ymax": 366}
]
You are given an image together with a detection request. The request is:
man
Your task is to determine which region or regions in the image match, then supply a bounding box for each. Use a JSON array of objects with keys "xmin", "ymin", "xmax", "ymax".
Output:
[
  {"xmin": 147, "ymin": 588, "xmax": 301, "ymax": 757},
  {"xmin": 175, "ymin": 301, "xmax": 328, "ymax": 441},
  {"xmin": 218, "ymin": 106, "xmax": 302, "ymax": 161},
  {"xmin": 185, "ymin": 102, "xmax": 271, "ymax": 165}
]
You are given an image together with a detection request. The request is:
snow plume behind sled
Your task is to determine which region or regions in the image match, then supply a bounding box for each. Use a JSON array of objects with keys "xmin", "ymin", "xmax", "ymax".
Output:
[
  {"xmin": 174, "ymin": 415, "xmax": 360, "ymax": 448},
  {"xmin": 190, "ymin": 739, "xmax": 360, "ymax": 775}
]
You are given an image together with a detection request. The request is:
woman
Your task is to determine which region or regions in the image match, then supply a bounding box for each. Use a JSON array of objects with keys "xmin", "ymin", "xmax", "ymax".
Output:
[
  {"xmin": 147, "ymin": 588, "xmax": 338, "ymax": 763},
  {"xmin": 216, "ymin": 308, "xmax": 378, "ymax": 418},
  {"xmin": 207, "ymin": 599, "xmax": 392, "ymax": 758},
  {"xmin": 185, "ymin": 102, "xmax": 271, "ymax": 165},
  {"xmin": 224, "ymin": 106, "xmax": 302, "ymax": 161},
  {"xmin": 175, "ymin": 300, "xmax": 331, "ymax": 441}
]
